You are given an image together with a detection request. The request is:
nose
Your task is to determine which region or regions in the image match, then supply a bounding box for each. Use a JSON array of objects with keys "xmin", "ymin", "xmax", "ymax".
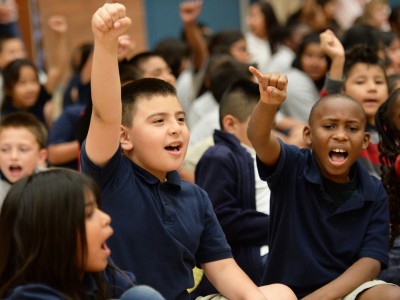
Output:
[
  {"xmin": 333, "ymin": 128, "xmax": 348, "ymax": 141},
  {"xmin": 366, "ymin": 79, "xmax": 378, "ymax": 91},
  {"xmin": 169, "ymin": 120, "xmax": 182, "ymax": 135},
  {"xmin": 10, "ymin": 148, "xmax": 19, "ymax": 160},
  {"xmin": 101, "ymin": 210, "xmax": 111, "ymax": 226}
]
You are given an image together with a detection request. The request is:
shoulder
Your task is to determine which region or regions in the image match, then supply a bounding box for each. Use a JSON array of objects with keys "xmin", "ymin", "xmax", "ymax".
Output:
[{"xmin": 4, "ymin": 284, "xmax": 63, "ymax": 300}]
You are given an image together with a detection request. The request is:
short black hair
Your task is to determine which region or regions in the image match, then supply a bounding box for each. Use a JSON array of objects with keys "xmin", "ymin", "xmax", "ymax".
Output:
[
  {"xmin": 0, "ymin": 112, "xmax": 47, "ymax": 149},
  {"xmin": 308, "ymin": 93, "xmax": 366, "ymax": 125},
  {"xmin": 219, "ymin": 79, "xmax": 259, "ymax": 128},
  {"xmin": 121, "ymin": 77, "xmax": 177, "ymax": 127},
  {"xmin": 343, "ymin": 44, "xmax": 386, "ymax": 78}
]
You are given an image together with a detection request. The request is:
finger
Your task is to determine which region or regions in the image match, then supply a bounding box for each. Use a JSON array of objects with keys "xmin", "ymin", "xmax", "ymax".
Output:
[
  {"xmin": 248, "ymin": 66, "xmax": 263, "ymax": 82},
  {"xmin": 96, "ymin": 7, "xmax": 115, "ymax": 30},
  {"xmin": 268, "ymin": 73, "xmax": 281, "ymax": 88},
  {"xmin": 114, "ymin": 16, "xmax": 131, "ymax": 30},
  {"xmin": 276, "ymin": 74, "xmax": 288, "ymax": 91}
]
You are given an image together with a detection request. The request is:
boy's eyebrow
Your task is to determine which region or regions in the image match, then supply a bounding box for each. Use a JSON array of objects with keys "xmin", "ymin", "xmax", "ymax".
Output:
[
  {"xmin": 320, "ymin": 117, "xmax": 362, "ymax": 123},
  {"xmin": 146, "ymin": 111, "xmax": 186, "ymax": 119}
]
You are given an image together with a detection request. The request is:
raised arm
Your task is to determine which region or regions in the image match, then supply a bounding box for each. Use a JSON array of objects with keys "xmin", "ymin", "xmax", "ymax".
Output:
[
  {"xmin": 43, "ymin": 15, "xmax": 69, "ymax": 94},
  {"xmin": 320, "ymin": 29, "xmax": 345, "ymax": 82},
  {"xmin": 247, "ymin": 66, "xmax": 288, "ymax": 167},
  {"xmin": 179, "ymin": 0, "xmax": 208, "ymax": 71},
  {"xmin": 85, "ymin": 3, "xmax": 131, "ymax": 166}
]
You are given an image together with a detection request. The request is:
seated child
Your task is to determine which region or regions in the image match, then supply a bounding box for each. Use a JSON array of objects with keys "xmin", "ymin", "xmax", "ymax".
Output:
[
  {"xmin": 247, "ymin": 65, "xmax": 400, "ymax": 299},
  {"xmin": 376, "ymin": 88, "xmax": 400, "ymax": 285},
  {"xmin": 0, "ymin": 112, "xmax": 47, "ymax": 206},
  {"xmin": 0, "ymin": 15, "xmax": 69, "ymax": 128},
  {"xmin": 320, "ymin": 29, "xmax": 389, "ymax": 179},
  {"xmin": 194, "ymin": 79, "xmax": 270, "ymax": 296},
  {"xmin": 0, "ymin": 168, "xmax": 165, "ymax": 300},
  {"xmin": 81, "ymin": 3, "xmax": 296, "ymax": 300}
]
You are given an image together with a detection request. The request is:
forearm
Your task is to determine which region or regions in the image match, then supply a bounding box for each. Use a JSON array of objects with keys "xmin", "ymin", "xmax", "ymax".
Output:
[
  {"xmin": 91, "ymin": 40, "xmax": 121, "ymax": 123},
  {"xmin": 203, "ymin": 259, "xmax": 267, "ymax": 300},
  {"xmin": 248, "ymin": 101, "xmax": 281, "ymax": 165},
  {"xmin": 303, "ymin": 257, "xmax": 381, "ymax": 300},
  {"xmin": 327, "ymin": 56, "xmax": 344, "ymax": 81},
  {"xmin": 184, "ymin": 22, "xmax": 208, "ymax": 71},
  {"xmin": 48, "ymin": 141, "xmax": 80, "ymax": 164},
  {"xmin": 45, "ymin": 23, "xmax": 69, "ymax": 93}
]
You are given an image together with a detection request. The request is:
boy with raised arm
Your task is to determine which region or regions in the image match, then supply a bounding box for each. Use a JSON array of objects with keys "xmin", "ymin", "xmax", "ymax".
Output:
[
  {"xmin": 81, "ymin": 3, "xmax": 296, "ymax": 300},
  {"xmin": 247, "ymin": 65, "xmax": 400, "ymax": 299}
]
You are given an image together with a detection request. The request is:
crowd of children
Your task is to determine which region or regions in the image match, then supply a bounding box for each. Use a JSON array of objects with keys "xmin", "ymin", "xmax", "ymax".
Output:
[{"xmin": 1, "ymin": 0, "xmax": 400, "ymax": 299}]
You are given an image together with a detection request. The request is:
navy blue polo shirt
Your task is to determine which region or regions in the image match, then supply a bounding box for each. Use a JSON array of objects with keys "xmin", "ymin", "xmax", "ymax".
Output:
[
  {"xmin": 5, "ymin": 267, "xmax": 136, "ymax": 299},
  {"xmin": 258, "ymin": 141, "xmax": 389, "ymax": 298},
  {"xmin": 47, "ymin": 104, "xmax": 85, "ymax": 170},
  {"xmin": 80, "ymin": 142, "xmax": 232, "ymax": 300}
]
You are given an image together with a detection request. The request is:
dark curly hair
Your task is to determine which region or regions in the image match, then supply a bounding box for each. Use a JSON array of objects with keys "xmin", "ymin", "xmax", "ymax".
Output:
[{"xmin": 376, "ymin": 88, "xmax": 400, "ymax": 246}]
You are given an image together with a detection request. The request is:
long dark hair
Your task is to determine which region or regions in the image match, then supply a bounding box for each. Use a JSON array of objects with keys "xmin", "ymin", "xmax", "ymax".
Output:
[
  {"xmin": 0, "ymin": 169, "xmax": 111, "ymax": 299},
  {"xmin": 292, "ymin": 32, "xmax": 329, "ymax": 91},
  {"xmin": 1, "ymin": 59, "xmax": 39, "ymax": 111},
  {"xmin": 256, "ymin": 1, "xmax": 281, "ymax": 54},
  {"xmin": 376, "ymin": 88, "xmax": 400, "ymax": 246}
]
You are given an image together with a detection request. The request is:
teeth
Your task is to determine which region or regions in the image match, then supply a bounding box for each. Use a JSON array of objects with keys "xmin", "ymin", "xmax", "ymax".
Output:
[{"xmin": 332, "ymin": 149, "xmax": 345, "ymax": 153}]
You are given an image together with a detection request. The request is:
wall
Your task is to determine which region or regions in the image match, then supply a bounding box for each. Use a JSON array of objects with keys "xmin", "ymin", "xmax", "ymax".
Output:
[{"xmin": 22, "ymin": 0, "xmax": 148, "ymax": 70}]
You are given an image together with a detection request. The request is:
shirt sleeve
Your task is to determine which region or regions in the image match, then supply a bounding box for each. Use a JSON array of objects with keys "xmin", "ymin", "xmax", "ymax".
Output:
[{"xmin": 5, "ymin": 284, "xmax": 63, "ymax": 300}]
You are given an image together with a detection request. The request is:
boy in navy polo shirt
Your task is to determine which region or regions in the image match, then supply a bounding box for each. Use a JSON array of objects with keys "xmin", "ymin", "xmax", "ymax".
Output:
[
  {"xmin": 81, "ymin": 3, "xmax": 296, "ymax": 300},
  {"xmin": 247, "ymin": 65, "xmax": 400, "ymax": 299}
]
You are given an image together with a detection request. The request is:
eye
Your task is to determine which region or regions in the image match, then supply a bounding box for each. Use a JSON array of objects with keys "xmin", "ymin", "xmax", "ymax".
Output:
[
  {"xmin": 85, "ymin": 202, "xmax": 98, "ymax": 218},
  {"xmin": 85, "ymin": 208, "xmax": 94, "ymax": 218},
  {"xmin": 0, "ymin": 148, "xmax": 9, "ymax": 153},
  {"xmin": 323, "ymin": 124, "xmax": 334, "ymax": 129},
  {"xmin": 177, "ymin": 116, "xmax": 185, "ymax": 123},
  {"xmin": 19, "ymin": 146, "xmax": 31, "ymax": 152},
  {"xmin": 152, "ymin": 118, "xmax": 164, "ymax": 124},
  {"xmin": 347, "ymin": 126, "xmax": 359, "ymax": 132}
]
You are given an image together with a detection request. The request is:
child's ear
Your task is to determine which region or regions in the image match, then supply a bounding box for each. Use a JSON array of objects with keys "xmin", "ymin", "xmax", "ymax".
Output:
[
  {"xmin": 120, "ymin": 125, "xmax": 133, "ymax": 151},
  {"xmin": 362, "ymin": 132, "xmax": 370, "ymax": 149},
  {"xmin": 38, "ymin": 148, "xmax": 48, "ymax": 168},
  {"xmin": 303, "ymin": 125, "xmax": 313, "ymax": 147},
  {"xmin": 222, "ymin": 115, "xmax": 237, "ymax": 134}
]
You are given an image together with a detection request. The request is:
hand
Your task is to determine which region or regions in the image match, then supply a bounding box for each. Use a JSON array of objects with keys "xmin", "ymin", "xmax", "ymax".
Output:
[
  {"xmin": 0, "ymin": 0, "xmax": 18, "ymax": 24},
  {"xmin": 179, "ymin": 0, "xmax": 203, "ymax": 24},
  {"xmin": 117, "ymin": 34, "xmax": 136, "ymax": 61},
  {"xmin": 249, "ymin": 66, "xmax": 288, "ymax": 106},
  {"xmin": 48, "ymin": 15, "xmax": 68, "ymax": 34},
  {"xmin": 320, "ymin": 29, "xmax": 344, "ymax": 61},
  {"xmin": 92, "ymin": 3, "xmax": 131, "ymax": 43}
]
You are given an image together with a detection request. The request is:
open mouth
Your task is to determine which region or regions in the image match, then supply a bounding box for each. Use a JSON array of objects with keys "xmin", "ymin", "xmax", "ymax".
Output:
[
  {"xmin": 329, "ymin": 148, "xmax": 348, "ymax": 163},
  {"xmin": 101, "ymin": 242, "xmax": 111, "ymax": 256},
  {"xmin": 165, "ymin": 143, "xmax": 182, "ymax": 152},
  {"xmin": 9, "ymin": 165, "xmax": 22, "ymax": 173}
]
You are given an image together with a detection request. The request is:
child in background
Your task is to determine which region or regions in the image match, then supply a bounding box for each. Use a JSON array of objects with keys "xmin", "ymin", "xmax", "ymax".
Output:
[
  {"xmin": 376, "ymin": 88, "xmax": 400, "ymax": 285},
  {"xmin": 247, "ymin": 65, "xmax": 400, "ymax": 299},
  {"xmin": 380, "ymin": 31, "xmax": 400, "ymax": 76},
  {"xmin": 320, "ymin": 29, "xmax": 389, "ymax": 178},
  {"xmin": 82, "ymin": 3, "xmax": 296, "ymax": 300},
  {"xmin": 0, "ymin": 15, "xmax": 69, "ymax": 128},
  {"xmin": 0, "ymin": 112, "xmax": 47, "ymax": 206},
  {"xmin": 0, "ymin": 34, "xmax": 25, "ymax": 70},
  {"xmin": 245, "ymin": 0, "xmax": 281, "ymax": 72},
  {"xmin": 194, "ymin": 79, "xmax": 270, "ymax": 296},
  {"xmin": 278, "ymin": 32, "xmax": 329, "ymax": 123},
  {"xmin": 124, "ymin": 51, "xmax": 176, "ymax": 85},
  {"xmin": 0, "ymin": 169, "xmax": 165, "ymax": 300}
]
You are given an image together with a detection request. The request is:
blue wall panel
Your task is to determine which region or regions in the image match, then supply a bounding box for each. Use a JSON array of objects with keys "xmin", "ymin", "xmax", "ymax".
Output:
[{"xmin": 145, "ymin": 0, "xmax": 241, "ymax": 49}]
